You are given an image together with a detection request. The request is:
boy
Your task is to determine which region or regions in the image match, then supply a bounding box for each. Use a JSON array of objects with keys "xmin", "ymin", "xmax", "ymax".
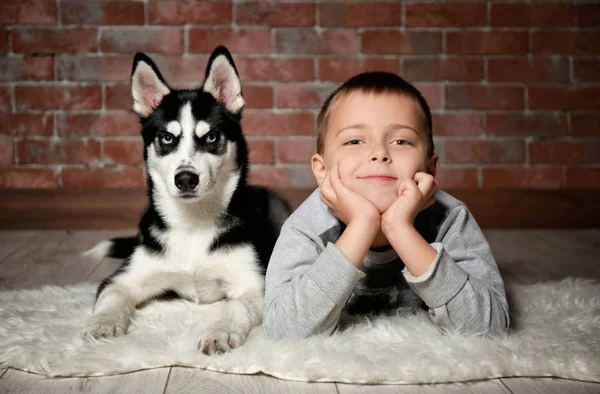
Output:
[{"xmin": 264, "ymin": 72, "xmax": 510, "ymax": 340}]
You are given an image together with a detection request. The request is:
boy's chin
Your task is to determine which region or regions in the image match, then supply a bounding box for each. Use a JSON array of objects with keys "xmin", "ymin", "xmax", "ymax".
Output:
[{"xmin": 362, "ymin": 193, "xmax": 396, "ymax": 214}]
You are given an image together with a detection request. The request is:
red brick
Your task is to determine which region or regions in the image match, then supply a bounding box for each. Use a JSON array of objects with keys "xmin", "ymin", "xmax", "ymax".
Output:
[
  {"xmin": 105, "ymin": 84, "xmax": 131, "ymax": 110},
  {"xmin": 242, "ymin": 85, "xmax": 273, "ymax": 109},
  {"xmin": 446, "ymin": 85, "xmax": 524, "ymax": 110},
  {"xmin": 445, "ymin": 139, "xmax": 525, "ymax": 164},
  {"xmin": 276, "ymin": 85, "xmax": 333, "ymax": 109},
  {"xmin": 248, "ymin": 167, "xmax": 291, "ymax": 189},
  {"xmin": 237, "ymin": 3, "xmax": 314, "ymax": 26},
  {"xmin": 415, "ymin": 83, "xmax": 441, "ymax": 110},
  {"xmin": 406, "ymin": 2, "xmax": 486, "ymax": 27},
  {"xmin": 432, "ymin": 113, "xmax": 484, "ymax": 137},
  {"xmin": 17, "ymin": 140, "xmax": 101, "ymax": 165},
  {"xmin": 0, "ymin": 140, "xmax": 14, "ymax": 165},
  {"xmin": 532, "ymin": 31, "xmax": 600, "ymax": 55},
  {"xmin": 56, "ymin": 55, "xmax": 131, "ymax": 82},
  {"xmin": 62, "ymin": 167, "xmax": 144, "ymax": 189},
  {"xmin": 247, "ymin": 139, "xmax": 274, "ymax": 165},
  {"xmin": 149, "ymin": 1, "xmax": 231, "ymax": 25},
  {"xmin": 102, "ymin": 28, "xmax": 184, "ymax": 54},
  {"xmin": 488, "ymin": 57, "xmax": 570, "ymax": 83},
  {"xmin": 236, "ymin": 57, "xmax": 314, "ymax": 82},
  {"xmin": 16, "ymin": 85, "xmax": 102, "ymax": 110},
  {"xmin": 319, "ymin": 2, "xmax": 401, "ymax": 27},
  {"xmin": 0, "ymin": 1, "xmax": 57, "ymax": 24},
  {"xmin": 487, "ymin": 113, "xmax": 568, "ymax": 137},
  {"xmin": 528, "ymin": 87, "xmax": 600, "ymax": 110},
  {"xmin": 143, "ymin": 55, "xmax": 208, "ymax": 84},
  {"xmin": 577, "ymin": 4, "xmax": 600, "ymax": 27},
  {"xmin": 277, "ymin": 138, "xmax": 316, "ymax": 164},
  {"xmin": 446, "ymin": 31, "xmax": 528, "ymax": 55},
  {"xmin": 0, "ymin": 114, "xmax": 54, "ymax": 137},
  {"xmin": 574, "ymin": 59, "xmax": 600, "ymax": 83},
  {"xmin": 529, "ymin": 140, "xmax": 600, "ymax": 164},
  {"xmin": 0, "ymin": 28, "xmax": 8, "ymax": 53},
  {"xmin": 435, "ymin": 168, "xmax": 479, "ymax": 189},
  {"xmin": 362, "ymin": 31, "xmax": 441, "ymax": 55},
  {"xmin": 491, "ymin": 3, "xmax": 574, "ymax": 27},
  {"xmin": 319, "ymin": 57, "xmax": 399, "ymax": 82},
  {"xmin": 242, "ymin": 112, "xmax": 315, "ymax": 137},
  {"xmin": 12, "ymin": 28, "xmax": 98, "ymax": 54},
  {"xmin": 0, "ymin": 86, "xmax": 10, "ymax": 112},
  {"xmin": 276, "ymin": 29, "xmax": 358, "ymax": 55},
  {"xmin": 62, "ymin": 1, "xmax": 144, "ymax": 25},
  {"xmin": 571, "ymin": 113, "xmax": 600, "ymax": 137},
  {"xmin": 58, "ymin": 112, "xmax": 139, "ymax": 138},
  {"xmin": 190, "ymin": 28, "xmax": 270, "ymax": 54},
  {"xmin": 566, "ymin": 168, "xmax": 600, "ymax": 188},
  {"xmin": 403, "ymin": 58, "xmax": 483, "ymax": 82},
  {"xmin": 482, "ymin": 168, "xmax": 563, "ymax": 189},
  {"xmin": 0, "ymin": 56, "xmax": 54, "ymax": 81},
  {"xmin": 0, "ymin": 168, "xmax": 58, "ymax": 188},
  {"xmin": 104, "ymin": 140, "xmax": 143, "ymax": 165}
]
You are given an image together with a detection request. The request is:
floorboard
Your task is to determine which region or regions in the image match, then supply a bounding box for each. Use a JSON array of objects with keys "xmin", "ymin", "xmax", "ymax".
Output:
[
  {"xmin": 165, "ymin": 367, "xmax": 338, "ymax": 394},
  {"xmin": 0, "ymin": 368, "xmax": 170, "ymax": 394}
]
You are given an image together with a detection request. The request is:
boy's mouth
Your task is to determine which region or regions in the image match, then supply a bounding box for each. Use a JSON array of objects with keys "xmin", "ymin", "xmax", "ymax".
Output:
[{"xmin": 359, "ymin": 175, "xmax": 397, "ymax": 182}]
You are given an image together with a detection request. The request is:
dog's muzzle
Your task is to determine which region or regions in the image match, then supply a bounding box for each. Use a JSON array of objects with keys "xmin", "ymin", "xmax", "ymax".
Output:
[{"xmin": 174, "ymin": 171, "xmax": 199, "ymax": 192}]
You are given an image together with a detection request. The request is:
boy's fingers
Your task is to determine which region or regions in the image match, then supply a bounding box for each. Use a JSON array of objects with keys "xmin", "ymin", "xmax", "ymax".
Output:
[{"xmin": 414, "ymin": 172, "xmax": 436, "ymax": 199}]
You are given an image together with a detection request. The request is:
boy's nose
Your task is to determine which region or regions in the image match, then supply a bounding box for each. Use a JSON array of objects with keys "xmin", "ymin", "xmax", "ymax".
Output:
[{"xmin": 370, "ymin": 156, "xmax": 389, "ymax": 162}]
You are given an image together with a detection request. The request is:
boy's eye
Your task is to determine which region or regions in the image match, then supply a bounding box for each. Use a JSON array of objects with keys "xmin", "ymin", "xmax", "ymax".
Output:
[
  {"xmin": 344, "ymin": 139, "xmax": 363, "ymax": 145},
  {"xmin": 205, "ymin": 132, "xmax": 218, "ymax": 144},
  {"xmin": 393, "ymin": 139, "xmax": 410, "ymax": 146},
  {"xmin": 160, "ymin": 134, "xmax": 174, "ymax": 144}
]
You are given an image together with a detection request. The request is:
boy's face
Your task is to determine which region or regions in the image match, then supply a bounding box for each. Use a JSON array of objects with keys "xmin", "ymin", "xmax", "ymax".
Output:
[{"xmin": 312, "ymin": 92, "xmax": 439, "ymax": 214}]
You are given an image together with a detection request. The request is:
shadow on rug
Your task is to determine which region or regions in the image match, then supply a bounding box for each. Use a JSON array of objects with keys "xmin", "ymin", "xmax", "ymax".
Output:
[{"xmin": 0, "ymin": 277, "xmax": 599, "ymax": 384}]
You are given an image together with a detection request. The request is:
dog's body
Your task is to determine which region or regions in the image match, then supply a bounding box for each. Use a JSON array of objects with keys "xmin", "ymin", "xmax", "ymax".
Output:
[{"xmin": 84, "ymin": 47, "xmax": 290, "ymax": 354}]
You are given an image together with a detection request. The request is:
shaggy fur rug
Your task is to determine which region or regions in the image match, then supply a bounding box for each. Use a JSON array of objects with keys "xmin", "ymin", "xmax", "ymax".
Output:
[{"xmin": 0, "ymin": 278, "xmax": 599, "ymax": 384}]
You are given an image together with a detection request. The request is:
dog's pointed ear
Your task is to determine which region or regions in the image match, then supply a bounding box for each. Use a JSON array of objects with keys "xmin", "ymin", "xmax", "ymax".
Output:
[
  {"xmin": 131, "ymin": 53, "xmax": 170, "ymax": 118},
  {"xmin": 202, "ymin": 46, "xmax": 245, "ymax": 115}
]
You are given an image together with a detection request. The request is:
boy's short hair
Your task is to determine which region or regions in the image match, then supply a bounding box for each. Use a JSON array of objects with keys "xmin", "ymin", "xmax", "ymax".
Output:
[{"xmin": 316, "ymin": 72, "xmax": 434, "ymax": 157}]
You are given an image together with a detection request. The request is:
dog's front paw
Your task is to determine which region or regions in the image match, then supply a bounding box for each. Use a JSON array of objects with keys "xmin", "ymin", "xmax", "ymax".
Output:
[
  {"xmin": 198, "ymin": 324, "xmax": 245, "ymax": 355},
  {"xmin": 83, "ymin": 313, "xmax": 129, "ymax": 340}
]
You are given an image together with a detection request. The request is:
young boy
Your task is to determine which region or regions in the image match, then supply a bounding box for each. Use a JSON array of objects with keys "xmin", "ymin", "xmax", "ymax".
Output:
[{"xmin": 263, "ymin": 72, "xmax": 510, "ymax": 340}]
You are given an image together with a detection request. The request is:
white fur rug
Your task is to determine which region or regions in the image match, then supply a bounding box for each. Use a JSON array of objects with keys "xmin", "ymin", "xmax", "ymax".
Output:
[{"xmin": 0, "ymin": 278, "xmax": 599, "ymax": 384}]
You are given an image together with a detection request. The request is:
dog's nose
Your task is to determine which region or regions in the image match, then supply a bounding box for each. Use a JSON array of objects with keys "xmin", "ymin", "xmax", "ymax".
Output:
[{"xmin": 174, "ymin": 171, "xmax": 199, "ymax": 192}]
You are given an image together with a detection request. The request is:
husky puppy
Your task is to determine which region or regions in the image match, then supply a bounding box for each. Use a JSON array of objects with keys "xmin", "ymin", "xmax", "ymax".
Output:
[{"xmin": 83, "ymin": 46, "xmax": 290, "ymax": 355}]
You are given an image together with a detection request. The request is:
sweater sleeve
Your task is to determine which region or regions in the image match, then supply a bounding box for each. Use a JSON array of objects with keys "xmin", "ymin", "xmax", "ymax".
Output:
[
  {"xmin": 263, "ymin": 221, "xmax": 365, "ymax": 340},
  {"xmin": 402, "ymin": 204, "xmax": 510, "ymax": 336}
]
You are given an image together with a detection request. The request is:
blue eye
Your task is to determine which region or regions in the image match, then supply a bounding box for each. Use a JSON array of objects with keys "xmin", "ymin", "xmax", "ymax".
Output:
[
  {"xmin": 161, "ymin": 134, "xmax": 174, "ymax": 144},
  {"xmin": 205, "ymin": 133, "xmax": 217, "ymax": 144}
]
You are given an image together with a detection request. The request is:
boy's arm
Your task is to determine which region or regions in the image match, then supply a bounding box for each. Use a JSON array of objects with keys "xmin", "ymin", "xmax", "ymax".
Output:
[
  {"xmin": 263, "ymin": 221, "xmax": 370, "ymax": 340},
  {"xmin": 389, "ymin": 205, "xmax": 510, "ymax": 336}
]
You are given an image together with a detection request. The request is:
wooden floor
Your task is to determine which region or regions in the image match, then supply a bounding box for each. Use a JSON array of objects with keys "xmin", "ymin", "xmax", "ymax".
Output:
[{"xmin": 0, "ymin": 229, "xmax": 599, "ymax": 394}]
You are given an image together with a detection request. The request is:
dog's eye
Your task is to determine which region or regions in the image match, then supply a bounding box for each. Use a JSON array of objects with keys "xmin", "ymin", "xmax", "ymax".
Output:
[
  {"xmin": 161, "ymin": 134, "xmax": 174, "ymax": 144},
  {"xmin": 205, "ymin": 133, "xmax": 217, "ymax": 144}
]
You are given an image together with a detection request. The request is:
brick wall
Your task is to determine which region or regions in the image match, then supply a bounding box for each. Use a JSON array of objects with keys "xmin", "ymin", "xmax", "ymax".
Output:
[{"xmin": 0, "ymin": 1, "xmax": 599, "ymax": 190}]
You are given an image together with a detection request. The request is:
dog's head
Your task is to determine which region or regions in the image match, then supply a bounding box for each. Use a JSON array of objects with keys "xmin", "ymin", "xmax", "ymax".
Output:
[{"xmin": 131, "ymin": 46, "xmax": 248, "ymax": 204}]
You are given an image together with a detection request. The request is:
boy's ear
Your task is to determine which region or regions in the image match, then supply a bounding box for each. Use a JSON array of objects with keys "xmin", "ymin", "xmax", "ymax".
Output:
[
  {"xmin": 427, "ymin": 153, "xmax": 439, "ymax": 177},
  {"xmin": 311, "ymin": 153, "xmax": 327, "ymax": 186},
  {"xmin": 203, "ymin": 46, "xmax": 245, "ymax": 114},
  {"xmin": 131, "ymin": 53, "xmax": 170, "ymax": 118}
]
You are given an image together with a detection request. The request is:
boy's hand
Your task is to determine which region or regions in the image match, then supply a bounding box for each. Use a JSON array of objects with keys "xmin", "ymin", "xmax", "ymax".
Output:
[
  {"xmin": 320, "ymin": 165, "xmax": 380, "ymax": 232},
  {"xmin": 381, "ymin": 172, "xmax": 438, "ymax": 234}
]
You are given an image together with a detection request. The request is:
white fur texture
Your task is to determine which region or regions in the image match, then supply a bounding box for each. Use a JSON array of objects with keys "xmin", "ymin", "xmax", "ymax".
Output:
[{"xmin": 0, "ymin": 278, "xmax": 599, "ymax": 383}]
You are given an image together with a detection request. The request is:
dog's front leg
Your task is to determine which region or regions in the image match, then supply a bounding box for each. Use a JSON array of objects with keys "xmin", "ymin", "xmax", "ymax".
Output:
[
  {"xmin": 199, "ymin": 294, "xmax": 263, "ymax": 355},
  {"xmin": 84, "ymin": 283, "xmax": 136, "ymax": 339}
]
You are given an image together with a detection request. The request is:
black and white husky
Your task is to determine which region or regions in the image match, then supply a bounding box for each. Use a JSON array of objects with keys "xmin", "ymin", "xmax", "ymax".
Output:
[{"xmin": 83, "ymin": 46, "xmax": 290, "ymax": 355}]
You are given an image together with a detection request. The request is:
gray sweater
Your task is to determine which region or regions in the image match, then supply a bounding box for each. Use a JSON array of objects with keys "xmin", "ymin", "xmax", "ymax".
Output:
[{"xmin": 264, "ymin": 188, "xmax": 510, "ymax": 340}]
